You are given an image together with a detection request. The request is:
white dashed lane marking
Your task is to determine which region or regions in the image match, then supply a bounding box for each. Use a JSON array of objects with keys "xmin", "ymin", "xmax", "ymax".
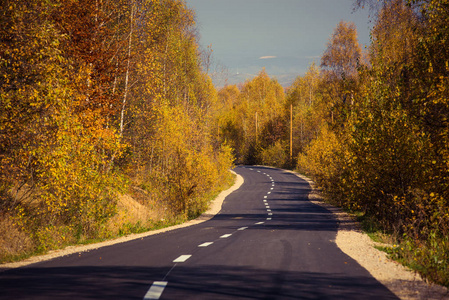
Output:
[
  {"xmin": 144, "ymin": 168, "xmax": 281, "ymax": 299},
  {"xmin": 173, "ymin": 255, "xmax": 192, "ymax": 263},
  {"xmin": 144, "ymin": 281, "xmax": 167, "ymax": 300}
]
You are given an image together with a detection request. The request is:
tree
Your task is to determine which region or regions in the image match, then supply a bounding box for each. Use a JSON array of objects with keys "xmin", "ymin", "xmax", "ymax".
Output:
[
  {"xmin": 321, "ymin": 21, "xmax": 361, "ymax": 81},
  {"xmin": 287, "ymin": 63, "xmax": 323, "ymax": 155},
  {"xmin": 320, "ymin": 21, "xmax": 362, "ymax": 126}
]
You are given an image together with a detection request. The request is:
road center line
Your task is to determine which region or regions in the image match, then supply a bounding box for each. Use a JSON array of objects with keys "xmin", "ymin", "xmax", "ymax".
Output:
[
  {"xmin": 173, "ymin": 255, "xmax": 191, "ymax": 263},
  {"xmin": 198, "ymin": 242, "xmax": 214, "ymax": 247},
  {"xmin": 220, "ymin": 234, "xmax": 232, "ymax": 238},
  {"xmin": 143, "ymin": 281, "xmax": 168, "ymax": 300},
  {"xmin": 255, "ymin": 221, "xmax": 265, "ymax": 225},
  {"xmin": 267, "ymin": 217, "xmax": 272, "ymax": 220},
  {"xmin": 238, "ymin": 227, "xmax": 248, "ymax": 231}
]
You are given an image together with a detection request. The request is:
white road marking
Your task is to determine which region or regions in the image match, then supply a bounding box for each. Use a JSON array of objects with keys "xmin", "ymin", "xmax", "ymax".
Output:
[
  {"xmin": 264, "ymin": 195, "xmax": 268, "ymax": 198},
  {"xmin": 267, "ymin": 217, "xmax": 272, "ymax": 220},
  {"xmin": 144, "ymin": 281, "xmax": 168, "ymax": 300},
  {"xmin": 266, "ymin": 206, "xmax": 270, "ymax": 209},
  {"xmin": 238, "ymin": 227, "xmax": 248, "ymax": 231},
  {"xmin": 173, "ymin": 255, "xmax": 191, "ymax": 263},
  {"xmin": 250, "ymin": 168, "xmax": 253, "ymax": 170},
  {"xmin": 268, "ymin": 213, "xmax": 273, "ymax": 215},
  {"xmin": 270, "ymin": 187, "xmax": 274, "ymax": 190},
  {"xmin": 198, "ymin": 242, "xmax": 214, "ymax": 247},
  {"xmin": 255, "ymin": 221, "xmax": 265, "ymax": 225},
  {"xmin": 267, "ymin": 209, "xmax": 271, "ymax": 212},
  {"xmin": 220, "ymin": 234, "xmax": 232, "ymax": 238},
  {"xmin": 267, "ymin": 191, "xmax": 271, "ymax": 194}
]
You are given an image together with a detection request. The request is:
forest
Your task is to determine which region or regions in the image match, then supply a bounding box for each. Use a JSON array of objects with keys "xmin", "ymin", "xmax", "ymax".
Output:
[
  {"xmin": 1, "ymin": 0, "xmax": 448, "ymax": 288},
  {"xmin": 0, "ymin": 0, "xmax": 233, "ymax": 261}
]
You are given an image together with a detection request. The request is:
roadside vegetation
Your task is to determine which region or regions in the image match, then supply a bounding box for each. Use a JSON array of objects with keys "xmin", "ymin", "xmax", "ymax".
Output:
[
  {"xmin": 296, "ymin": 0, "xmax": 449, "ymax": 288},
  {"xmin": 0, "ymin": 0, "xmax": 233, "ymax": 263}
]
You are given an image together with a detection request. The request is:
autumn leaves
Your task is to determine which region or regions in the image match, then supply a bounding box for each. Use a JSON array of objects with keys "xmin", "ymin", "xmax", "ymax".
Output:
[
  {"xmin": 297, "ymin": 0, "xmax": 449, "ymax": 286},
  {"xmin": 0, "ymin": 0, "xmax": 233, "ymax": 260}
]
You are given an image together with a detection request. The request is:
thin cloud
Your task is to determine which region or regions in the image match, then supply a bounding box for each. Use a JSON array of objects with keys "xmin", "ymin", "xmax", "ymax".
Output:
[{"xmin": 259, "ymin": 56, "xmax": 277, "ymax": 59}]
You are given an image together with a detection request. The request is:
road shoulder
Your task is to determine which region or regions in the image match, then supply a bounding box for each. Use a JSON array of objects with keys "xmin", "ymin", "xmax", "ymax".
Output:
[{"xmin": 291, "ymin": 171, "xmax": 448, "ymax": 300}]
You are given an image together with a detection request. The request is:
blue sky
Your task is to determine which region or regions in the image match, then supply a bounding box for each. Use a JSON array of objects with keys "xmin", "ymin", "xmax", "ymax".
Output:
[{"xmin": 185, "ymin": 0, "xmax": 373, "ymax": 87}]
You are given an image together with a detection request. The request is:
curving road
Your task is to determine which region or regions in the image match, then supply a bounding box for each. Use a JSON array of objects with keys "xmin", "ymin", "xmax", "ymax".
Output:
[{"xmin": 0, "ymin": 166, "xmax": 398, "ymax": 299}]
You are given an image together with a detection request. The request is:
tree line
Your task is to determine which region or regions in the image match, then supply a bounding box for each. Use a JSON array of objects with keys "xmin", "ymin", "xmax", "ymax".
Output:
[{"xmin": 0, "ymin": 0, "xmax": 233, "ymax": 259}]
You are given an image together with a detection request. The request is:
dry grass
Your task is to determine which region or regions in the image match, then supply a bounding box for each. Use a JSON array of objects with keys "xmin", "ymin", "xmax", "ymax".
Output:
[
  {"xmin": 0, "ymin": 214, "xmax": 34, "ymax": 262},
  {"xmin": 106, "ymin": 193, "xmax": 159, "ymax": 235}
]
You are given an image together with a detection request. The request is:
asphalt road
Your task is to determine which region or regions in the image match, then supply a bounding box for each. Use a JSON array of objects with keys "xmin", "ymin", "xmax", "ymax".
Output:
[{"xmin": 0, "ymin": 166, "xmax": 399, "ymax": 299}]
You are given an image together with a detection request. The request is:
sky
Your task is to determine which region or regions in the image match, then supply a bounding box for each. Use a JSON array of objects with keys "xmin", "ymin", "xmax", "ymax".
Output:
[{"xmin": 185, "ymin": 0, "xmax": 373, "ymax": 87}]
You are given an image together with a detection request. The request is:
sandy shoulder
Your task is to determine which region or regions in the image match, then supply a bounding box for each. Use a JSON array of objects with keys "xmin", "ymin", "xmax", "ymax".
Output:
[
  {"xmin": 0, "ymin": 171, "xmax": 244, "ymax": 271},
  {"xmin": 293, "ymin": 172, "xmax": 449, "ymax": 300}
]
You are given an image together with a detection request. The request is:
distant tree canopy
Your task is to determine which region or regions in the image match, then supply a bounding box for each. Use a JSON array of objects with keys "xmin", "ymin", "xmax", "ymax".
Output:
[{"xmin": 215, "ymin": 69, "xmax": 288, "ymax": 167}]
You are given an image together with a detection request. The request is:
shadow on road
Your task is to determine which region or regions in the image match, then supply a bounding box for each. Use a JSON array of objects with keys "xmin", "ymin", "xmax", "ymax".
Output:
[{"xmin": 0, "ymin": 264, "xmax": 399, "ymax": 299}]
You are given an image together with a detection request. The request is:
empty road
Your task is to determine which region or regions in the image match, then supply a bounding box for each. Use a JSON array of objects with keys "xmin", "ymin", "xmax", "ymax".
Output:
[{"xmin": 0, "ymin": 166, "xmax": 398, "ymax": 299}]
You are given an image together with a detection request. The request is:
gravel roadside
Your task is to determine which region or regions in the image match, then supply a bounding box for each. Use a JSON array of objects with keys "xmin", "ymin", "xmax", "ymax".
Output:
[{"xmin": 294, "ymin": 172, "xmax": 449, "ymax": 300}]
